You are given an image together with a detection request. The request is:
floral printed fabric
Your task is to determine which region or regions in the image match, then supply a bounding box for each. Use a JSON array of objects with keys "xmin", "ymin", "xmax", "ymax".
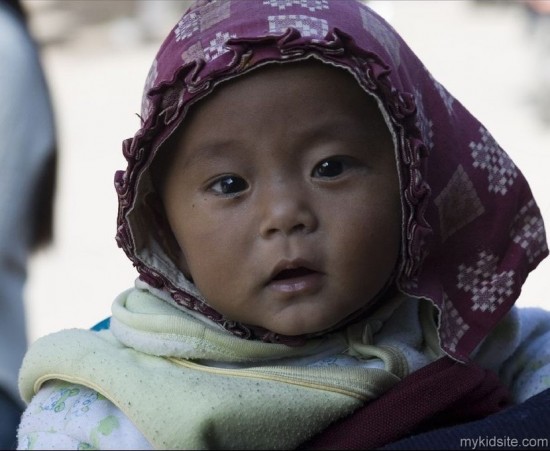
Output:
[
  {"xmin": 114, "ymin": 0, "xmax": 548, "ymax": 361},
  {"xmin": 17, "ymin": 381, "xmax": 151, "ymax": 450}
]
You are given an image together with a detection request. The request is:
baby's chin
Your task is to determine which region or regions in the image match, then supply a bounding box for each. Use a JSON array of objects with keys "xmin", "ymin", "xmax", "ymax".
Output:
[{"xmin": 259, "ymin": 317, "xmax": 342, "ymax": 338}]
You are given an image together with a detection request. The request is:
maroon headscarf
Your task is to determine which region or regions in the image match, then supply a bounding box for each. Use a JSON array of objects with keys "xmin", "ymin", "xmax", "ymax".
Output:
[{"xmin": 115, "ymin": 0, "xmax": 548, "ymax": 362}]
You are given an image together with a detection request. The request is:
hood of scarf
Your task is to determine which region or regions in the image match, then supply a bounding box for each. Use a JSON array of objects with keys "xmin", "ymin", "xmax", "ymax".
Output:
[{"xmin": 114, "ymin": 0, "xmax": 548, "ymax": 361}]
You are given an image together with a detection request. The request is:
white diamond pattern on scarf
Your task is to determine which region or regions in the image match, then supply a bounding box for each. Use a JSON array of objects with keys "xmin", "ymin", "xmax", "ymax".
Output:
[
  {"xmin": 268, "ymin": 14, "xmax": 329, "ymax": 37},
  {"xmin": 203, "ymin": 31, "xmax": 237, "ymax": 62},
  {"xmin": 511, "ymin": 199, "xmax": 549, "ymax": 264},
  {"xmin": 174, "ymin": 1, "xmax": 231, "ymax": 42},
  {"xmin": 457, "ymin": 251, "xmax": 515, "ymax": 313},
  {"xmin": 469, "ymin": 127, "xmax": 518, "ymax": 195},
  {"xmin": 175, "ymin": 12, "xmax": 200, "ymax": 41},
  {"xmin": 263, "ymin": 0, "xmax": 329, "ymax": 12}
]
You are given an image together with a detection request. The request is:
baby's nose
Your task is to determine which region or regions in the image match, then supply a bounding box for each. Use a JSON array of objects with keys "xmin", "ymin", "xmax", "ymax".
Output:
[{"xmin": 258, "ymin": 187, "xmax": 318, "ymax": 238}]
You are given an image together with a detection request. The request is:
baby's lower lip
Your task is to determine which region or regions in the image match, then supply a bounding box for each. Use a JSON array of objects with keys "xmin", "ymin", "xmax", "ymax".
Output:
[{"xmin": 267, "ymin": 272, "xmax": 324, "ymax": 294}]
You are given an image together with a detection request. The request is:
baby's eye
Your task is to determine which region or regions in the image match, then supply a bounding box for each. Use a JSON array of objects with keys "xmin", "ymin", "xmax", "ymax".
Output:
[
  {"xmin": 209, "ymin": 175, "xmax": 249, "ymax": 195},
  {"xmin": 311, "ymin": 157, "xmax": 349, "ymax": 178}
]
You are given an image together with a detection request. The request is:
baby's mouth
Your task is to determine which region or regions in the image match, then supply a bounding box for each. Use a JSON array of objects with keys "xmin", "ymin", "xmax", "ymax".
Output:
[
  {"xmin": 272, "ymin": 267, "xmax": 318, "ymax": 281},
  {"xmin": 267, "ymin": 261, "xmax": 324, "ymax": 295}
]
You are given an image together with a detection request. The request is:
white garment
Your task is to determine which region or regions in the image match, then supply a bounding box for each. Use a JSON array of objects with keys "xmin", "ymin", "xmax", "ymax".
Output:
[{"xmin": 17, "ymin": 383, "xmax": 151, "ymax": 451}]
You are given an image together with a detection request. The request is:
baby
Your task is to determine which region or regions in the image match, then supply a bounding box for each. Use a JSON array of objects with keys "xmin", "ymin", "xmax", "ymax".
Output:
[{"xmin": 17, "ymin": 1, "xmax": 550, "ymax": 449}]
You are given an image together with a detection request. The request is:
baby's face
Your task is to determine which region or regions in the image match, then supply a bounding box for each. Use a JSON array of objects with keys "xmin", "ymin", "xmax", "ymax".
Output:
[{"xmin": 161, "ymin": 61, "xmax": 401, "ymax": 336}]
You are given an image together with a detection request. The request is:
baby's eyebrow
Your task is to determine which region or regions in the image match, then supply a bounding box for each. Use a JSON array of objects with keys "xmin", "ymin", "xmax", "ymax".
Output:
[
  {"xmin": 180, "ymin": 140, "xmax": 244, "ymax": 168},
  {"xmin": 178, "ymin": 115, "xmax": 384, "ymax": 170}
]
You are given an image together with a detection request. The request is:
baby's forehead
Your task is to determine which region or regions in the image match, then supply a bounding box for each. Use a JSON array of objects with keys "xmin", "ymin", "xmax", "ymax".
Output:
[
  {"xmin": 198, "ymin": 59, "xmax": 365, "ymax": 101},
  {"xmin": 180, "ymin": 59, "xmax": 384, "ymax": 133},
  {"xmin": 175, "ymin": 61, "xmax": 382, "ymax": 134}
]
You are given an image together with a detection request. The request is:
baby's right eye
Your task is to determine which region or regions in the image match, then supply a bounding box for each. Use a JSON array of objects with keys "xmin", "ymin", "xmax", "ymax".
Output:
[{"xmin": 209, "ymin": 175, "xmax": 249, "ymax": 196}]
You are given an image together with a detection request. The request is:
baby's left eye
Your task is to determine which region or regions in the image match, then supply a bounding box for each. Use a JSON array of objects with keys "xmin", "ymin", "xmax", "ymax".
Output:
[{"xmin": 311, "ymin": 157, "xmax": 349, "ymax": 178}]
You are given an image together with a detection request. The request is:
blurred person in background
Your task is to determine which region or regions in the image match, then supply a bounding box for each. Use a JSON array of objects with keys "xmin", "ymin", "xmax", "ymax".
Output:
[{"xmin": 0, "ymin": 0, "xmax": 57, "ymax": 448}]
